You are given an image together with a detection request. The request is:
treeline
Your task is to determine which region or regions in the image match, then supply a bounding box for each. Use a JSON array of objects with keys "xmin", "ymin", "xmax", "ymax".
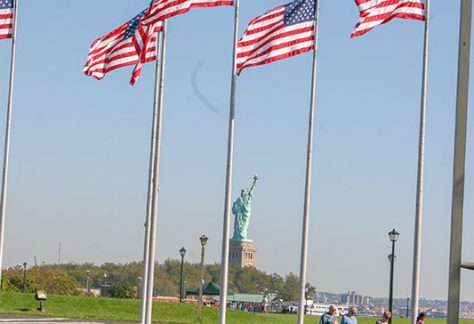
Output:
[{"xmin": 1, "ymin": 260, "xmax": 315, "ymax": 300}]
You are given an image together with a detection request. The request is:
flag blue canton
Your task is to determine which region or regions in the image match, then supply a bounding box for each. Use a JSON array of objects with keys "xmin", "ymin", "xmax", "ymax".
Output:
[
  {"xmin": 284, "ymin": 0, "xmax": 315, "ymax": 26},
  {"xmin": 125, "ymin": 9, "xmax": 146, "ymax": 39},
  {"xmin": 0, "ymin": 0, "xmax": 13, "ymax": 9}
]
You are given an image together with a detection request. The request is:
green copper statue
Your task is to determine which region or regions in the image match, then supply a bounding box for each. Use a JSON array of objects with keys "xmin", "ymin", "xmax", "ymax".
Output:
[{"xmin": 232, "ymin": 175, "xmax": 258, "ymax": 242}]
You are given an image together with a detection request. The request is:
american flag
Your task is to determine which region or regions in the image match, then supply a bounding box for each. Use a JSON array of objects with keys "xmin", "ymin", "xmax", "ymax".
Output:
[
  {"xmin": 236, "ymin": 0, "xmax": 315, "ymax": 75},
  {"xmin": 83, "ymin": 9, "xmax": 163, "ymax": 85},
  {"xmin": 142, "ymin": 0, "xmax": 233, "ymax": 26},
  {"xmin": 351, "ymin": 0, "xmax": 425, "ymax": 38},
  {"xmin": 0, "ymin": 0, "xmax": 14, "ymax": 40}
]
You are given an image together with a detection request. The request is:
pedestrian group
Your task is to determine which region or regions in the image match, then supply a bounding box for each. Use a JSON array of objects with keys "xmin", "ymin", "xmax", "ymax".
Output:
[{"xmin": 319, "ymin": 304, "xmax": 427, "ymax": 324}]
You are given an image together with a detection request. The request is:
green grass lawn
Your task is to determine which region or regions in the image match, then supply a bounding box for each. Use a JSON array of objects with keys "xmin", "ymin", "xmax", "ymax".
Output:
[{"xmin": 0, "ymin": 292, "xmax": 472, "ymax": 323}]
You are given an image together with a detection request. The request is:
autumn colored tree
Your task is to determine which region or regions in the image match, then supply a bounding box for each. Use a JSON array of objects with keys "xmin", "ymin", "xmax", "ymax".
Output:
[{"xmin": 2, "ymin": 265, "xmax": 81, "ymax": 295}]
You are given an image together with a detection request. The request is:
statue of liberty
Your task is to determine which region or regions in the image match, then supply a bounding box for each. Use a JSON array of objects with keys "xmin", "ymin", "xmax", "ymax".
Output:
[{"xmin": 232, "ymin": 175, "xmax": 258, "ymax": 241}]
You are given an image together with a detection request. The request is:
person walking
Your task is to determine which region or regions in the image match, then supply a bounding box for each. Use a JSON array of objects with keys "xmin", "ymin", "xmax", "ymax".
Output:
[
  {"xmin": 416, "ymin": 312, "xmax": 426, "ymax": 324},
  {"xmin": 262, "ymin": 295, "xmax": 268, "ymax": 314},
  {"xmin": 341, "ymin": 306, "xmax": 358, "ymax": 324},
  {"xmin": 320, "ymin": 304, "xmax": 339, "ymax": 324},
  {"xmin": 375, "ymin": 311, "xmax": 391, "ymax": 324}
]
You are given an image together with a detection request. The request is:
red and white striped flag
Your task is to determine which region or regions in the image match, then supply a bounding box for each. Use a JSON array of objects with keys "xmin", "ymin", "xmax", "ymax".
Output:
[
  {"xmin": 236, "ymin": 0, "xmax": 315, "ymax": 75},
  {"xmin": 83, "ymin": 9, "xmax": 163, "ymax": 85},
  {"xmin": 0, "ymin": 0, "xmax": 14, "ymax": 40},
  {"xmin": 142, "ymin": 0, "xmax": 233, "ymax": 26},
  {"xmin": 351, "ymin": 0, "xmax": 425, "ymax": 38}
]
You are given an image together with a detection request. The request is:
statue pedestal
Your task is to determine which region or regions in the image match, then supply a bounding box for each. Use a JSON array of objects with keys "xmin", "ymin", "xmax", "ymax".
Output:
[{"xmin": 229, "ymin": 240, "xmax": 256, "ymax": 268}]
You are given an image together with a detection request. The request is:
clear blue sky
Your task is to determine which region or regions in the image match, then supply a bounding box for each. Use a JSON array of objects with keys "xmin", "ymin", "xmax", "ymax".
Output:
[{"xmin": 0, "ymin": 0, "xmax": 472, "ymax": 302}]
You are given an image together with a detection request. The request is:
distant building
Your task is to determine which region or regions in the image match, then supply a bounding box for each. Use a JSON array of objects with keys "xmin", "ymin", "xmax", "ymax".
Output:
[{"xmin": 100, "ymin": 284, "xmax": 112, "ymax": 298}]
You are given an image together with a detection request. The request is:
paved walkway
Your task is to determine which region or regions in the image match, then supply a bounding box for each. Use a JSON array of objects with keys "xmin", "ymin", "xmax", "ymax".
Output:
[{"xmin": 0, "ymin": 316, "xmax": 134, "ymax": 323}]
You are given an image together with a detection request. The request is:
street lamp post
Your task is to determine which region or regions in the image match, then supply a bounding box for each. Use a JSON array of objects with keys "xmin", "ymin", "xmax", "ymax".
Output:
[
  {"xmin": 137, "ymin": 276, "xmax": 142, "ymax": 300},
  {"xmin": 179, "ymin": 247, "xmax": 186, "ymax": 303},
  {"xmin": 86, "ymin": 270, "xmax": 90, "ymax": 294},
  {"xmin": 183, "ymin": 279, "xmax": 187, "ymax": 298},
  {"xmin": 198, "ymin": 235, "xmax": 208, "ymax": 321},
  {"xmin": 406, "ymin": 296, "xmax": 409, "ymax": 318},
  {"xmin": 22, "ymin": 262, "xmax": 27, "ymax": 292},
  {"xmin": 388, "ymin": 229, "xmax": 399, "ymax": 324}
]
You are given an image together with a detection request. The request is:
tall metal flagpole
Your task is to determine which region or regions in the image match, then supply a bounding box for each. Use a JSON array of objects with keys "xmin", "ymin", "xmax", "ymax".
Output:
[
  {"xmin": 218, "ymin": 1, "xmax": 239, "ymax": 323},
  {"xmin": 139, "ymin": 30, "xmax": 164, "ymax": 324},
  {"xmin": 297, "ymin": 1, "xmax": 320, "ymax": 323},
  {"xmin": 0, "ymin": 0, "xmax": 19, "ymax": 287},
  {"xmin": 447, "ymin": 0, "xmax": 472, "ymax": 322},
  {"xmin": 410, "ymin": 1, "xmax": 430, "ymax": 323},
  {"xmin": 144, "ymin": 20, "xmax": 168, "ymax": 324}
]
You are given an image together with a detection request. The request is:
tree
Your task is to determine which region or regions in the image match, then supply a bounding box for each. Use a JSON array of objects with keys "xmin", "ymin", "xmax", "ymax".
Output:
[
  {"xmin": 1, "ymin": 261, "xmax": 317, "ymax": 301},
  {"xmin": 110, "ymin": 280, "xmax": 134, "ymax": 299},
  {"xmin": 306, "ymin": 283, "xmax": 316, "ymax": 299},
  {"xmin": 2, "ymin": 265, "xmax": 81, "ymax": 295},
  {"xmin": 283, "ymin": 273, "xmax": 300, "ymax": 301}
]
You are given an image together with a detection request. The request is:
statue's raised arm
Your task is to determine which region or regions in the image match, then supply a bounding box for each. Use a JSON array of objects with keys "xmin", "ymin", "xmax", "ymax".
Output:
[{"xmin": 248, "ymin": 174, "xmax": 258, "ymax": 197}]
